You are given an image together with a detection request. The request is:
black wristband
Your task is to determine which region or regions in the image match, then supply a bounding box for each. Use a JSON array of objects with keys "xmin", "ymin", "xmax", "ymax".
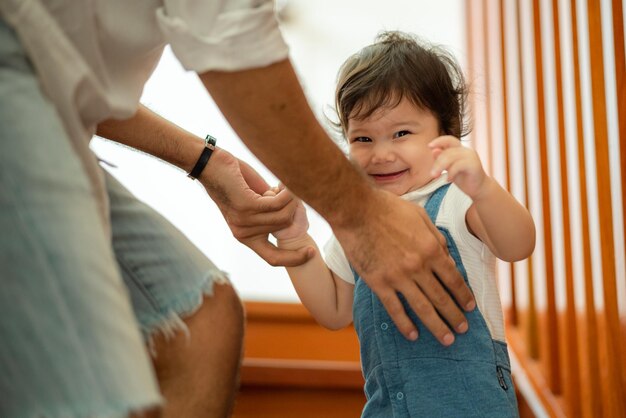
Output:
[{"xmin": 187, "ymin": 134, "xmax": 217, "ymax": 180}]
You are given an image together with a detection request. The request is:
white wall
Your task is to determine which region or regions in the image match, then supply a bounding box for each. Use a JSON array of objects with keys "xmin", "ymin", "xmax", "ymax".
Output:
[{"xmin": 91, "ymin": 0, "xmax": 465, "ymax": 302}]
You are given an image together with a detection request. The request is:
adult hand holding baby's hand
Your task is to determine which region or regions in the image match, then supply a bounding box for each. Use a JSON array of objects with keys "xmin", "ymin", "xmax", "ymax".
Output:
[
  {"xmin": 200, "ymin": 149, "xmax": 313, "ymax": 267},
  {"xmin": 263, "ymin": 186, "xmax": 310, "ymax": 242}
]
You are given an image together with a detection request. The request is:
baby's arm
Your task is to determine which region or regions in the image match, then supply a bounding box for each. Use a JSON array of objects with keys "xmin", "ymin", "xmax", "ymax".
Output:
[
  {"xmin": 267, "ymin": 189, "xmax": 354, "ymax": 329},
  {"xmin": 430, "ymin": 136, "xmax": 536, "ymax": 261}
]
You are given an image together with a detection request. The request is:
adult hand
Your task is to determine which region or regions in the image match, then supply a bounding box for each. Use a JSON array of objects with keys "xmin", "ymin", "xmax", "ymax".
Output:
[
  {"xmin": 263, "ymin": 187, "xmax": 310, "ymax": 242},
  {"xmin": 199, "ymin": 148, "xmax": 312, "ymax": 266},
  {"xmin": 333, "ymin": 188, "xmax": 476, "ymax": 345}
]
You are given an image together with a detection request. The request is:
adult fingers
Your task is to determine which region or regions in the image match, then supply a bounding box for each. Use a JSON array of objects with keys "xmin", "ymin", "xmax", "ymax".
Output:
[
  {"xmin": 244, "ymin": 237, "xmax": 315, "ymax": 267},
  {"xmin": 374, "ymin": 287, "xmax": 419, "ymax": 341},
  {"xmin": 230, "ymin": 222, "xmax": 292, "ymax": 241},
  {"xmin": 239, "ymin": 158, "xmax": 270, "ymax": 194},
  {"xmin": 414, "ymin": 270, "xmax": 468, "ymax": 337},
  {"xmin": 411, "ymin": 212, "xmax": 470, "ymax": 333},
  {"xmin": 228, "ymin": 197, "xmax": 298, "ymax": 228},
  {"xmin": 399, "ymin": 279, "xmax": 457, "ymax": 345},
  {"xmin": 431, "ymin": 247, "xmax": 476, "ymax": 312}
]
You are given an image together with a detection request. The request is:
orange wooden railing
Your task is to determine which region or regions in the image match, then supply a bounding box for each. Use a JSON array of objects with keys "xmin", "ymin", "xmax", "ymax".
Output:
[
  {"xmin": 233, "ymin": 302, "xmax": 365, "ymax": 418},
  {"xmin": 466, "ymin": 0, "xmax": 626, "ymax": 416}
]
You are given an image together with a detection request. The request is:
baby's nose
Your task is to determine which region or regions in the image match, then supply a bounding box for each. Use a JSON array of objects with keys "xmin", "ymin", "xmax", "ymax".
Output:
[{"xmin": 371, "ymin": 143, "xmax": 396, "ymax": 163}]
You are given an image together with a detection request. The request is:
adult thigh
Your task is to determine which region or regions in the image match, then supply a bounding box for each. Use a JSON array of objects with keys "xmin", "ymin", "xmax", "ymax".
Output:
[{"xmin": 0, "ymin": 21, "xmax": 161, "ymax": 418}]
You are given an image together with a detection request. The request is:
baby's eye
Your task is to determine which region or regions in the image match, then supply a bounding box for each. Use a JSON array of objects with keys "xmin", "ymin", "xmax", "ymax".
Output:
[
  {"xmin": 351, "ymin": 137, "xmax": 372, "ymax": 143},
  {"xmin": 393, "ymin": 130, "xmax": 411, "ymax": 138}
]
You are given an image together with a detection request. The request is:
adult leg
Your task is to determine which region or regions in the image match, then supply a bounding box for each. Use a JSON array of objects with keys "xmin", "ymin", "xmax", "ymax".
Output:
[
  {"xmin": 152, "ymin": 287, "xmax": 244, "ymax": 417},
  {"xmin": 106, "ymin": 173, "xmax": 244, "ymax": 418},
  {"xmin": 0, "ymin": 20, "xmax": 162, "ymax": 418}
]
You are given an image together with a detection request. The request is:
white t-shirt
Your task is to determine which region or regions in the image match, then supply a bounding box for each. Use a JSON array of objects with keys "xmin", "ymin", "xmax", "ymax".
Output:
[
  {"xmin": 323, "ymin": 176, "xmax": 507, "ymax": 342},
  {"xmin": 0, "ymin": 0, "xmax": 288, "ymax": 130},
  {"xmin": 0, "ymin": 0, "xmax": 289, "ymax": 226}
]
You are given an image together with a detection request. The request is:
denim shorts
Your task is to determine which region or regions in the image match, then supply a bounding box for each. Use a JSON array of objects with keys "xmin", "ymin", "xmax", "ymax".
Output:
[{"xmin": 0, "ymin": 19, "xmax": 228, "ymax": 418}]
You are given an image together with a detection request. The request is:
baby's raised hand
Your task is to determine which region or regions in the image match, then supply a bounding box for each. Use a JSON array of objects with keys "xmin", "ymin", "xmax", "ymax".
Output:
[
  {"xmin": 429, "ymin": 136, "xmax": 487, "ymax": 199},
  {"xmin": 264, "ymin": 186, "xmax": 310, "ymax": 241}
]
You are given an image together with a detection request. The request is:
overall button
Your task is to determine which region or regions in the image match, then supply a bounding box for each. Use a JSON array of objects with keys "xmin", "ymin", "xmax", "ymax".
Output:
[
  {"xmin": 380, "ymin": 322, "xmax": 389, "ymax": 330},
  {"xmin": 396, "ymin": 392, "xmax": 404, "ymax": 400}
]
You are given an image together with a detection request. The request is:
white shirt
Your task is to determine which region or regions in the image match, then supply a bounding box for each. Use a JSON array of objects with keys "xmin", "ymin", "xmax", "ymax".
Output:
[
  {"xmin": 0, "ymin": 0, "xmax": 289, "ymax": 227},
  {"xmin": 323, "ymin": 176, "xmax": 507, "ymax": 342},
  {"xmin": 0, "ymin": 0, "xmax": 288, "ymax": 129}
]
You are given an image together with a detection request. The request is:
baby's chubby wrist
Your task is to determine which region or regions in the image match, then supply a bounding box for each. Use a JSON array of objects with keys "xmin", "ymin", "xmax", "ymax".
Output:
[
  {"xmin": 276, "ymin": 233, "xmax": 314, "ymax": 251},
  {"xmin": 470, "ymin": 175, "xmax": 498, "ymax": 202}
]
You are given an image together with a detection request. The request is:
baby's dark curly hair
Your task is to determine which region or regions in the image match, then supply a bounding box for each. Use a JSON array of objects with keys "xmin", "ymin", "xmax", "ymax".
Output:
[{"xmin": 333, "ymin": 31, "xmax": 470, "ymax": 139}]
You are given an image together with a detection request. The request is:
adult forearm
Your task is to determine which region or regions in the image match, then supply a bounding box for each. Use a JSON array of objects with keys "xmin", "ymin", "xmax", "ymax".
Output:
[
  {"xmin": 97, "ymin": 105, "xmax": 312, "ymax": 267},
  {"xmin": 96, "ymin": 105, "xmax": 204, "ymax": 173},
  {"xmin": 199, "ymin": 59, "xmax": 374, "ymax": 229}
]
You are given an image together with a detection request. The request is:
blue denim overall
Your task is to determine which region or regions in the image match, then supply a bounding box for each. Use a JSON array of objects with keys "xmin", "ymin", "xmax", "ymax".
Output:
[{"xmin": 352, "ymin": 184, "xmax": 520, "ymax": 417}]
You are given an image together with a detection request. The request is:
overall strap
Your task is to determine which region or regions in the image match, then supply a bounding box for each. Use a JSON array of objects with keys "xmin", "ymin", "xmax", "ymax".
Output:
[
  {"xmin": 424, "ymin": 183, "xmax": 452, "ymax": 223},
  {"xmin": 350, "ymin": 265, "xmax": 360, "ymax": 283}
]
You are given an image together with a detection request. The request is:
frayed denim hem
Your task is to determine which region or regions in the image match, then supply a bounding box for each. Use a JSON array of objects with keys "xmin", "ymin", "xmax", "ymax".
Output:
[{"xmin": 140, "ymin": 270, "xmax": 230, "ymax": 356}]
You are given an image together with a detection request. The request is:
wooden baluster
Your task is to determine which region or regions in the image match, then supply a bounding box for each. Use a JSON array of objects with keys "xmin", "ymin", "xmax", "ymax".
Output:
[
  {"xmin": 503, "ymin": 0, "xmax": 534, "ymax": 339},
  {"xmin": 500, "ymin": 0, "xmax": 519, "ymax": 327},
  {"xmin": 551, "ymin": 0, "xmax": 583, "ymax": 414},
  {"xmin": 530, "ymin": 0, "xmax": 562, "ymax": 394},
  {"xmin": 466, "ymin": 0, "xmax": 492, "ymax": 173},
  {"xmin": 586, "ymin": 0, "xmax": 626, "ymax": 415},
  {"xmin": 570, "ymin": 0, "xmax": 604, "ymax": 415},
  {"xmin": 610, "ymin": 0, "xmax": 626, "ymax": 407},
  {"xmin": 482, "ymin": 0, "xmax": 494, "ymax": 175},
  {"xmin": 517, "ymin": 0, "xmax": 540, "ymax": 361}
]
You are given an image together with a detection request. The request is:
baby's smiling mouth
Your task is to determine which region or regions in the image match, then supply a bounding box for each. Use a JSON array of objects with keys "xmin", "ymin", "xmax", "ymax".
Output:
[{"xmin": 370, "ymin": 169, "xmax": 409, "ymax": 181}]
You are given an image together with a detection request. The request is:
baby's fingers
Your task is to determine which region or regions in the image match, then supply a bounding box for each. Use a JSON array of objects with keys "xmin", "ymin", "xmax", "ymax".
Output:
[
  {"xmin": 430, "ymin": 147, "xmax": 465, "ymax": 178},
  {"xmin": 443, "ymin": 159, "xmax": 472, "ymax": 182},
  {"xmin": 428, "ymin": 135, "xmax": 461, "ymax": 150}
]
